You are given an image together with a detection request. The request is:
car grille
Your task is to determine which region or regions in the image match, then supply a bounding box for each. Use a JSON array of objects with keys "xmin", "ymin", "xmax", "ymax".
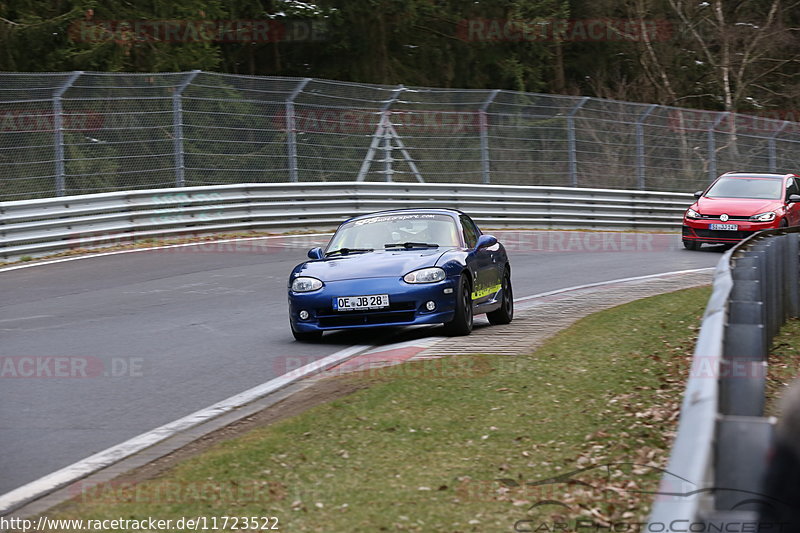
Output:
[
  {"xmin": 694, "ymin": 214, "xmax": 751, "ymax": 221},
  {"xmin": 316, "ymin": 301, "xmax": 417, "ymax": 328},
  {"xmin": 692, "ymin": 229, "xmax": 754, "ymax": 240}
]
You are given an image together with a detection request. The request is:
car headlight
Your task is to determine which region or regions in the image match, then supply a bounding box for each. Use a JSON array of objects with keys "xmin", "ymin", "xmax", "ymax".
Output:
[
  {"xmin": 749, "ymin": 211, "xmax": 776, "ymax": 222},
  {"xmin": 685, "ymin": 208, "xmax": 701, "ymax": 219},
  {"xmin": 291, "ymin": 277, "xmax": 323, "ymax": 292},
  {"xmin": 403, "ymin": 267, "xmax": 446, "ymax": 284}
]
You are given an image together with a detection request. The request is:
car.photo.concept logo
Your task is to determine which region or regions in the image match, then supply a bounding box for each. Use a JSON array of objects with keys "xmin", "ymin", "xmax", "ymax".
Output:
[{"xmin": 456, "ymin": 462, "xmax": 791, "ymax": 532}]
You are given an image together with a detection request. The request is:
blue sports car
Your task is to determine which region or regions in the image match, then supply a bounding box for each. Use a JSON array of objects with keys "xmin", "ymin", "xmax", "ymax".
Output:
[{"xmin": 287, "ymin": 208, "xmax": 513, "ymax": 341}]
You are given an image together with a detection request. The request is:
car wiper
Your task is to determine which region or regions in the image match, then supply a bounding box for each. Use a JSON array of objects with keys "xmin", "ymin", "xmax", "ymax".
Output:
[
  {"xmin": 325, "ymin": 247, "xmax": 373, "ymax": 257},
  {"xmin": 384, "ymin": 242, "xmax": 440, "ymax": 249}
]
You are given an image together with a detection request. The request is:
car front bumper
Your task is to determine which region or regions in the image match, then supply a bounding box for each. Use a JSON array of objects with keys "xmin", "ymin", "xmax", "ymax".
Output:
[
  {"xmin": 289, "ymin": 276, "xmax": 458, "ymax": 332},
  {"xmin": 682, "ymin": 219, "xmax": 780, "ymax": 245}
]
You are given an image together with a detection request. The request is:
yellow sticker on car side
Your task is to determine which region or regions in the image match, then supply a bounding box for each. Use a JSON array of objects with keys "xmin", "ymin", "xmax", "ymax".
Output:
[{"xmin": 471, "ymin": 284, "xmax": 501, "ymax": 300}]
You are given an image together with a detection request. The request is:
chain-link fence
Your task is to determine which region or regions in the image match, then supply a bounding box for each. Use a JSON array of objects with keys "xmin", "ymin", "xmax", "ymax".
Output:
[{"xmin": 2, "ymin": 71, "xmax": 800, "ymax": 201}]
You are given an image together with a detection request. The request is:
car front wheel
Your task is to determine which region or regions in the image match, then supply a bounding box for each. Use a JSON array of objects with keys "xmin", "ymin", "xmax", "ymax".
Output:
[{"xmin": 443, "ymin": 275, "xmax": 473, "ymax": 336}]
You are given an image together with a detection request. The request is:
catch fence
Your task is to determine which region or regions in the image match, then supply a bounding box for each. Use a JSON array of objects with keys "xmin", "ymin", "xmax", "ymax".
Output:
[{"xmin": 2, "ymin": 71, "xmax": 800, "ymax": 201}]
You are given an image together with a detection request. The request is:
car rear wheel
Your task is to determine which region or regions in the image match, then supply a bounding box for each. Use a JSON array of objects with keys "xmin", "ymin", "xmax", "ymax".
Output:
[
  {"xmin": 291, "ymin": 323, "xmax": 323, "ymax": 342},
  {"xmin": 443, "ymin": 275, "xmax": 473, "ymax": 336},
  {"xmin": 487, "ymin": 269, "xmax": 513, "ymax": 325},
  {"xmin": 683, "ymin": 240, "xmax": 700, "ymax": 251}
]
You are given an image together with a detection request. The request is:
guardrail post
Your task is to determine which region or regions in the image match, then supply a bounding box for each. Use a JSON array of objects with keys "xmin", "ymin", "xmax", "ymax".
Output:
[
  {"xmin": 479, "ymin": 90, "xmax": 499, "ymax": 184},
  {"xmin": 724, "ymin": 251, "xmax": 768, "ymax": 417},
  {"xmin": 789, "ymin": 233, "xmax": 800, "ymax": 317},
  {"xmin": 53, "ymin": 71, "xmax": 83, "ymax": 197},
  {"xmin": 762, "ymin": 240, "xmax": 781, "ymax": 337},
  {"xmin": 707, "ymin": 112, "xmax": 729, "ymax": 182},
  {"xmin": 567, "ymin": 97, "xmax": 588, "ymax": 187},
  {"xmin": 768, "ymin": 121, "xmax": 789, "ymax": 173},
  {"xmin": 286, "ymin": 78, "xmax": 312, "ymax": 183},
  {"xmin": 173, "ymin": 70, "xmax": 201, "ymax": 188},
  {"xmin": 714, "ymin": 416, "xmax": 773, "ymax": 511},
  {"xmin": 777, "ymin": 235, "xmax": 789, "ymax": 323},
  {"xmin": 636, "ymin": 105, "xmax": 657, "ymax": 190}
]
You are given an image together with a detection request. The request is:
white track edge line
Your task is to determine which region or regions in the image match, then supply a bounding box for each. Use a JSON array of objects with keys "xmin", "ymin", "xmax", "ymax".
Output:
[
  {"xmin": 0, "ymin": 342, "xmax": 369, "ymax": 515},
  {"xmin": 513, "ymin": 267, "xmax": 714, "ymax": 309}
]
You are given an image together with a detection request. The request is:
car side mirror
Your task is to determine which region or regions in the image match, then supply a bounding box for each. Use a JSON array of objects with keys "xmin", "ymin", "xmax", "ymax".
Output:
[
  {"xmin": 307, "ymin": 247, "xmax": 324, "ymax": 259},
  {"xmin": 788, "ymin": 194, "xmax": 800, "ymax": 204},
  {"xmin": 476, "ymin": 234, "xmax": 498, "ymax": 250},
  {"xmin": 694, "ymin": 191, "xmax": 703, "ymax": 199}
]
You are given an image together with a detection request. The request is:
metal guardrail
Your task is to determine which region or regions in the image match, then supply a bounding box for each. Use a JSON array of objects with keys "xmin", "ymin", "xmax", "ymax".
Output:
[
  {"xmin": 0, "ymin": 182, "xmax": 692, "ymax": 261},
  {"xmin": 648, "ymin": 227, "xmax": 800, "ymax": 528}
]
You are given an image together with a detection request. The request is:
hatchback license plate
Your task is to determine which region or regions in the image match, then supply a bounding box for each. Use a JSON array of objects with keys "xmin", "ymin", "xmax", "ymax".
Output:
[
  {"xmin": 334, "ymin": 294, "xmax": 390, "ymax": 311},
  {"xmin": 710, "ymin": 223, "xmax": 738, "ymax": 231}
]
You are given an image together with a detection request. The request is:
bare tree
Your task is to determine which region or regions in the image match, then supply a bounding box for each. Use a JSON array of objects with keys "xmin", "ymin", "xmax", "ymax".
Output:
[{"xmin": 666, "ymin": 0, "xmax": 799, "ymax": 112}]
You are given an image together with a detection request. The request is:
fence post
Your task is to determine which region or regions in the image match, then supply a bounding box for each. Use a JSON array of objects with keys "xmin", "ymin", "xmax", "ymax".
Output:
[
  {"xmin": 707, "ymin": 112, "xmax": 729, "ymax": 183},
  {"xmin": 286, "ymin": 78, "xmax": 312, "ymax": 182},
  {"xmin": 480, "ymin": 90, "xmax": 499, "ymax": 184},
  {"xmin": 53, "ymin": 71, "xmax": 83, "ymax": 197},
  {"xmin": 383, "ymin": 118, "xmax": 394, "ymax": 182},
  {"xmin": 636, "ymin": 104, "xmax": 657, "ymax": 190},
  {"xmin": 768, "ymin": 121, "xmax": 789, "ymax": 173},
  {"xmin": 173, "ymin": 70, "xmax": 201, "ymax": 188},
  {"xmin": 567, "ymin": 97, "xmax": 588, "ymax": 187}
]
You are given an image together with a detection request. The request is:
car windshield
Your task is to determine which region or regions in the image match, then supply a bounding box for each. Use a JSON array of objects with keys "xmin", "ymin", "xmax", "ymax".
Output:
[
  {"xmin": 705, "ymin": 177, "xmax": 783, "ymax": 200},
  {"xmin": 327, "ymin": 213, "xmax": 461, "ymax": 252}
]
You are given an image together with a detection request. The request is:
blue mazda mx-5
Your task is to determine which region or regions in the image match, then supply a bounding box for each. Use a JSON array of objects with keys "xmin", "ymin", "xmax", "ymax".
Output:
[{"xmin": 287, "ymin": 208, "xmax": 513, "ymax": 341}]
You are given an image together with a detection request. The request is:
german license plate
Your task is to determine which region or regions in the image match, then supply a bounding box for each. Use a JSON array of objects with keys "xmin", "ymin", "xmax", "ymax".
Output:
[
  {"xmin": 334, "ymin": 294, "xmax": 390, "ymax": 311},
  {"xmin": 710, "ymin": 223, "xmax": 738, "ymax": 231}
]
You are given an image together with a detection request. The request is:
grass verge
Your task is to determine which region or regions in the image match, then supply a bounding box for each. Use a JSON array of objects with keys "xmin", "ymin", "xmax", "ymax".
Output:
[{"xmin": 47, "ymin": 287, "xmax": 711, "ymax": 532}]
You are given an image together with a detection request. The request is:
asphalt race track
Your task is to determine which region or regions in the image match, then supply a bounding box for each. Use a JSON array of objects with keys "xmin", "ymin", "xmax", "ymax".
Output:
[{"xmin": 0, "ymin": 232, "xmax": 722, "ymax": 495}]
